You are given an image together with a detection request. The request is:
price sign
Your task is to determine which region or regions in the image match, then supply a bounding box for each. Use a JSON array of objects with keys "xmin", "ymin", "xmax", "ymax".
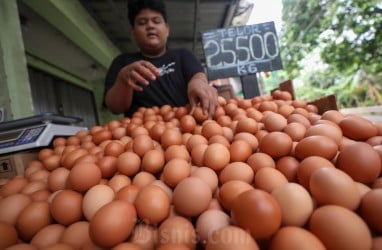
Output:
[{"xmin": 202, "ymin": 21, "xmax": 283, "ymax": 80}]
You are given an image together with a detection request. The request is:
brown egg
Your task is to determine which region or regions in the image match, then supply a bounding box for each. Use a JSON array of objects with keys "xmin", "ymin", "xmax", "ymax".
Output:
[
  {"xmin": 132, "ymin": 134, "xmax": 155, "ymax": 157},
  {"xmin": 259, "ymin": 132, "xmax": 293, "ymax": 159},
  {"xmin": 339, "ymin": 115, "xmax": 378, "ymax": 140},
  {"xmin": 0, "ymin": 193, "xmax": 31, "ymax": 225},
  {"xmin": 372, "ymin": 237, "xmax": 382, "ymax": 250},
  {"xmin": 297, "ymin": 156, "xmax": 335, "ymax": 189},
  {"xmin": 309, "ymin": 205, "xmax": 372, "ymax": 250},
  {"xmin": 186, "ymin": 134, "xmax": 208, "ymax": 152},
  {"xmin": 115, "ymin": 184, "xmax": 139, "ymax": 204},
  {"xmin": 162, "ymin": 158, "xmax": 191, "ymax": 188},
  {"xmin": 92, "ymin": 129, "xmax": 113, "ymax": 145},
  {"xmin": 67, "ymin": 162, "xmax": 102, "ymax": 193},
  {"xmin": 113, "ymin": 242, "xmax": 141, "ymax": 250},
  {"xmin": 83, "ymin": 184, "xmax": 115, "ymax": 221},
  {"xmin": 360, "ymin": 189, "xmax": 382, "ymax": 234},
  {"xmin": 117, "ymin": 151, "xmax": 141, "ymax": 177},
  {"xmin": 206, "ymin": 225, "xmax": 259, "ymax": 250},
  {"xmin": 216, "ymin": 115, "xmax": 232, "ymax": 127},
  {"xmin": 0, "ymin": 176, "xmax": 28, "ymax": 197},
  {"xmin": 89, "ymin": 200, "xmax": 137, "ymax": 248},
  {"xmin": 278, "ymin": 104, "xmax": 295, "ymax": 118},
  {"xmin": 272, "ymin": 183, "xmax": 314, "ymax": 227},
  {"xmin": 132, "ymin": 171, "xmax": 156, "ymax": 189},
  {"xmin": 161, "ymin": 128, "xmax": 183, "ymax": 149},
  {"xmin": 246, "ymin": 152, "xmax": 276, "ymax": 174},
  {"xmin": 66, "ymin": 135, "xmax": 81, "ymax": 146},
  {"xmin": 173, "ymin": 177, "xmax": 212, "ymax": 217},
  {"xmin": 235, "ymin": 117, "xmax": 258, "ymax": 134},
  {"xmin": 276, "ymin": 156, "xmax": 300, "ymax": 182},
  {"xmin": 231, "ymin": 189, "xmax": 281, "ymax": 239},
  {"xmin": 287, "ymin": 113, "xmax": 311, "ymax": 128},
  {"xmin": 52, "ymin": 137, "xmax": 67, "ymax": 147},
  {"xmin": 111, "ymin": 126, "xmax": 127, "ymax": 139},
  {"xmin": 229, "ymin": 140, "xmax": 253, "ymax": 162},
  {"xmin": 219, "ymin": 162, "xmax": 254, "ymax": 184},
  {"xmin": 21, "ymin": 181, "xmax": 48, "ymax": 196},
  {"xmin": 254, "ymin": 167, "xmax": 288, "ymax": 193},
  {"xmin": 60, "ymin": 221, "xmax": 91, "ymax": 249},
  {"xmin": 372, "ymin": 176, "xmax": 382, "ymax": 189},
  {"xmin": 269, "ymin": 226, "xmax": 325, "ymax": 250},
  {"xmin": 0, "ymin": 221, "xmax": 18, "ymax": 249},
  {"xmin": 295, "ymin": 135, "xmax": 338, "ymax": 161},
  {"xmin": 129, "ymin": 224, "xmax": 158, "ymax": 250},
  {"xmin": 30, "ymin": 224, "xmax": 66, "ymax": 248},
  {"xmin": 195, "ymin": 209, "xmax": 230, "ymax": 246},
  {"xmin": 191, "ymin": 144, "xmax": 208, "ymax": 167},
  {"xmin": 108, "ymin": 174, "xmax": 131, "ymax": 193},
  {"xmin": 24, "ymin": 160, "xmax": 44, "ymax": 178},
  {"xmin": 28, "ymin": 169, "xmax": 50, "ymax": 182},
  {"xmin": 149, "ymin": 122, "xmax": 166, "ymax": 141},
  {"xmin": 135, "ymin": 185, "xmax": 170, "ymax": 224},
  {"xmin": 262, "ymin": 112, "xmax": 288, "ymax": 132},
  {"xmin": 150, "ymin": 180, "xmax": 173, "ymax": 202},
  {"xmin": 50, "ymin": 190, "xmax": 83, "ymax": 226},
  {"xmin": 208, "ymin": 135, "xmax": 230, "ymax": 148},
  {"xmin": 336, "ymin": 142, "xmax": 381, "ymax": 184},
  {"xmin": 38, "ymin": 148, "xmax": 54, "ymax": 161},
  {"xmin": 30, "ymin": 189, "xmax": 51, "ymax": 202},
  {"xmin": 218, "ymin": 180, "xmax": 254, "ymax": 211},
  {"xmin": 157, "ymin": 216, "xmax": 196, "ymax": 249},
  {"xmin": 104, "ymin": 140, "xmax": 125, "ymax": 157},
  {"xmin": 164, "ymin": 145, "xmax": 190, "ymax": 162},
  {"xmin": 201, "ymin": 121, "xmax": 224, "ymax": 139},
  {"xmin": 283, "ymin": 122, "xmax": 307, "ymax": 141},
  {"xmin": 97, "ymin": 155, "xmax": 117, "ymax": 179},
  {"xmin": 191, "ymin": 167, "xmax": 219, "ymax": 193},
  {"xmin": 203, "ymin": 143, "xmax": 231, "ymax": 171},
  {"xmin": 305, "ymin": 123, "xmax": 343, "ymax": 145},
  {"xmin": 42, "ymin": 154, "xmax": 61, "ymax": 171},
  {"xmin": 310, "ymin": 167, "xmax": 361, "ymax": 210},
  {"xmin": 16, "ymin": 201, "xmax": 52, "ymax": 242},
  {"xmin": 140, "ymin": 149, "xmax": 165, "ymax": 174},
  {"xmin": 61, "ymin": 148, "xmax": 89, "ymax": 170},
  {"xmin": 233, "ymin": 132, "xmax": 259, "ymax": 151}
]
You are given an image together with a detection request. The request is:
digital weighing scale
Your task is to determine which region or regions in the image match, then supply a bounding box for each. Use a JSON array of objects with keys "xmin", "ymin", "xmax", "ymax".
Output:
[{"xmin": 0, "ymin": 113, "xmax": 88, "ymax": 179}]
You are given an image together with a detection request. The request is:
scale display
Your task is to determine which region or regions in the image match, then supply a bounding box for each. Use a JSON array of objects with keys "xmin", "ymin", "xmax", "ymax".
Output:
[{"xmin": 0, "ymin": 113, "xmax": 88, "ymax": 155}]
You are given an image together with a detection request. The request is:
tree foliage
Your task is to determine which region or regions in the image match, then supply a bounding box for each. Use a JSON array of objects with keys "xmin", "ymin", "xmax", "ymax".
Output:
[{"xmin": 279, "ymin": 0, "xmax": 382, "ymax": 107}]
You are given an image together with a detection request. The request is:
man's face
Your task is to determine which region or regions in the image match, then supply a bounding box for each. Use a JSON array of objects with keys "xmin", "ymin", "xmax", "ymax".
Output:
[{"xmin": 131, "ymin": 8, "xmax": 169, "ymax": 56}]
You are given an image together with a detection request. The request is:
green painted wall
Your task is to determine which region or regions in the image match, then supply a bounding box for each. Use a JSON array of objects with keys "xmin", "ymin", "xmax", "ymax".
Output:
[
  {"xmin": 0, "ymin": 0, "xmax": 34, "ymax": 120},
  {"xmin": 0, "ymin": 0, "xmax": 123, "ymax": 124}
]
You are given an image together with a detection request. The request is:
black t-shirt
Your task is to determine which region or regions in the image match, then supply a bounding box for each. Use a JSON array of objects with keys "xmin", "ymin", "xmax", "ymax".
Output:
[{"xmin": 104, "ymin": 48, "xmax": 204, "ymax": 117}]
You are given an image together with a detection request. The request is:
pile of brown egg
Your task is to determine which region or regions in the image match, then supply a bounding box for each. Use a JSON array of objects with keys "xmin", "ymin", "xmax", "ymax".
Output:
[{"xmin": 1, "ymin": 90, "xmax": 381, "ymax": 250}]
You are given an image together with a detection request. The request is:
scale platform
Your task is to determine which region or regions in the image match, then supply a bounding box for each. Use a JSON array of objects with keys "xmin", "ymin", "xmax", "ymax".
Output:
[{"xmin": 0, "ymin": 113, "xmax": 88, "ymax": 155}]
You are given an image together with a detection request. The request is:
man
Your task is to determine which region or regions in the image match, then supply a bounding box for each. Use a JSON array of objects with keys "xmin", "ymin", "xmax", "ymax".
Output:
[{"xmin": 104, "ymin": 0, "xmax": 218, "ymax": 118}]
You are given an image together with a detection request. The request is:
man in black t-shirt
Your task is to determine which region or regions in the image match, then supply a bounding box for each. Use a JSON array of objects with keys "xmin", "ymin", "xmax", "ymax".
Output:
[{"xmin": 104, "ymin": 0, "xmax": 218, "ymax": 117}]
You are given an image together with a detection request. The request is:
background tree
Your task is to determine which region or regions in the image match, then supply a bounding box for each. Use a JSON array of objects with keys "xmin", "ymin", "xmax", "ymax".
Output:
[{"xmin": 275, "ymin": 0, "xmax": 382, "ymax": 108}]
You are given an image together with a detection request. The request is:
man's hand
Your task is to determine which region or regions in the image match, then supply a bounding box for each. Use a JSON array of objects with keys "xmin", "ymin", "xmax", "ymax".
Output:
[
  {"xmin": 188, "ymin": 72, "xmax": 218, "ymax": 119},
  {"xmin": 117, "ymin": 60, "xmax": 160, "ymax": 91}
]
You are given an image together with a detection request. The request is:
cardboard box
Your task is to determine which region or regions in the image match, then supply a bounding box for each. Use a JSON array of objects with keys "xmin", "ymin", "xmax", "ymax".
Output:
[{"xmin": 0, "ymin": 151, "xmax": 38, "ymax": 179}]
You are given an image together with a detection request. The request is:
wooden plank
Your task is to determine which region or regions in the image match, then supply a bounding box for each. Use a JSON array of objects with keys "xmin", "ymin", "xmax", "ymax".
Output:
[{"xmin": 308, "ymin": 94, "xmax": 338, "ymax": 114}]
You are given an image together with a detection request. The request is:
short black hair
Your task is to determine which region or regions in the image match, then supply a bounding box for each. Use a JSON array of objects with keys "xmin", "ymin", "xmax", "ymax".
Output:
[{"xmin": 127, "ymin": 0, "xmax": 167, "ymax": 26}]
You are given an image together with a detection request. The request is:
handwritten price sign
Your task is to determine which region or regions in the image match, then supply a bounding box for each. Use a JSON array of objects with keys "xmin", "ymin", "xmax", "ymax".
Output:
[{"xmin": 202, "ymin": 21, "xmax": 282, "ymax": 80}]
